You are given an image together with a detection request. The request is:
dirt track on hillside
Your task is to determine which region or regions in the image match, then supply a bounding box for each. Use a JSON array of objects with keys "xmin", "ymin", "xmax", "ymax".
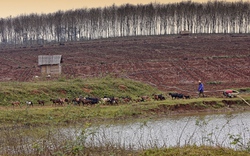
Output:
[{"xmin": 0, "ymin": 34, "xmax": 249, "ymax": 97}]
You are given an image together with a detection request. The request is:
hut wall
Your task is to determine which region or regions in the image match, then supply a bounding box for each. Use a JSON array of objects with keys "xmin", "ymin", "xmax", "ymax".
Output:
[{"xmin": 40, "ymin": 64, "xmax": 61, "ymax": 75}]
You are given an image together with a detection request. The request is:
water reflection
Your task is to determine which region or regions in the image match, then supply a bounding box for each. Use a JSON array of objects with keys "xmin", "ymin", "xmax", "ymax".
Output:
[{"xmin": 77, "ymin": 112, "xmax": 250, "ymax": 150}]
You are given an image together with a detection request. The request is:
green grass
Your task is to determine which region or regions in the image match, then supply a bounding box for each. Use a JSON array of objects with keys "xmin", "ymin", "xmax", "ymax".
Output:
[
  {"xmin": 1, "ymin": 96, "xmax": 248, "ymax": 127},
  {"xmin": 140, "ymin": 145, "xmax": 250, "ymax": 156},
  {"xmin": 0, "ymin": 76, "xmax": 249, "ymax": 127},
  {"xmin": 0, "ymin": 76, "xmax": 160, "ymax": 106}
]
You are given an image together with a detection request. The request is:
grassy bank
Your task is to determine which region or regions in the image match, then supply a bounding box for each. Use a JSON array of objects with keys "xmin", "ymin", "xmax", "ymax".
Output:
[
  {"xmin": 1, "ymin": 96, "xmax": 250, "ymax": 127},
  {"xmin": 0, "ymin": 76, "xmax": 250, "ymax": 127},
  {"xmin": 140, "ymin": 145, "xmax": 250, "ymax": 156},
  {"xmin": 0, "ymin": 76, "xmax": 159, "ymax": 106}
]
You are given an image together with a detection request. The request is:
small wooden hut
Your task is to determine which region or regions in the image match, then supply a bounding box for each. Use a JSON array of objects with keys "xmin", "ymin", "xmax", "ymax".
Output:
[
  {"xmin": 179, "ymin": 30, "xmax": 190, "ymax": 36},
  {"xmin": 38, "ymin": 55, "xmax": 63, "ymax": 75}
]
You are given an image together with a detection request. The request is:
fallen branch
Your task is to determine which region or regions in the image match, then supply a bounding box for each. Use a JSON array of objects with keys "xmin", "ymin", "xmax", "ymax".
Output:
[{"xmin": 237, "ymin": 95, "xmax": 250, "ymax": 106}]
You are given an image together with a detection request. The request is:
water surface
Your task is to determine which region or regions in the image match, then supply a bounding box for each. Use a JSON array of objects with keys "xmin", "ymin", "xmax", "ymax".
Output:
[{"xmin": 75, "ymin": 111, "xmax": 250, "ymax": 150}]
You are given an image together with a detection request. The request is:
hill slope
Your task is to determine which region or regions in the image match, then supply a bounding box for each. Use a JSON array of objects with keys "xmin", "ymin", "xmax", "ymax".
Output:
[{"xmin": 0, "ymin": 34, "xmax": 249, "ymax": 97}]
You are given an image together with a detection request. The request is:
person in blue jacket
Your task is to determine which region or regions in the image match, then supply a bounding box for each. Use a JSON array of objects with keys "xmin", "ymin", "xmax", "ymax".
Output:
[{"xmin": 198, "ymin": 80, "xmax": 204, "ymax": 97}]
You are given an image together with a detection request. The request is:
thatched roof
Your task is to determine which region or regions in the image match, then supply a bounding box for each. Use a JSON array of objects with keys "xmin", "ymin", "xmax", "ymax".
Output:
[{"xmin": 38, "ymin": 55, "xmax": 62, "ymax": 66}]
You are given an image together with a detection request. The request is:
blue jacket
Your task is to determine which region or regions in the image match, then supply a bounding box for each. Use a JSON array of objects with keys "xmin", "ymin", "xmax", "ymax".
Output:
[{"xmin": 198, "ymin": 83, "xmax": 204, "ymax": 92}]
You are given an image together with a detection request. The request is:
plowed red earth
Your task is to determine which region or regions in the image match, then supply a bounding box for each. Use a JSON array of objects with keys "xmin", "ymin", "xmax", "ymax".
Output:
[{"xmin": 0, "ymin": 34, "xmax": 249, "ymax": 97}]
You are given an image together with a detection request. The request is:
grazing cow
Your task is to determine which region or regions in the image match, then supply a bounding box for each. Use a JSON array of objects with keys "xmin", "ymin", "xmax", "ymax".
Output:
[
  {"xmin": 50, "ymin": 98, "xmax": 64, "ymax": 106},
  {"xmin": 62, "ymin": 97, "xmax": 70, "ymax": 105},
  {"xmin": 184, "ymin": 95, "xmax": 191, "ymax": 99},
  {"xmin": 85, "ymin": 97, "xmax": 99, "ymax": 105},
  {"xmin": 26, "ymin": 101, "xmax": 33, "ymax": 107},
  {"xmin": 134, "ymin": 98, "xmax": 141, "ymax": 103},
  {"xmin": 152, "ymin": 94, "xmax": 166, "ymax": 101},
  {"xmin": 108, "ymin": 97, "xmax": 119, "ymax": 105},
  {"xmin": 139, "ymin": 96, "xmax": 151, "ymax": 102},
  {"xmin": 101, "ymin": 96, "xmax": 119, "ymax": 105},
  {"xmin": 169, "ymin": 93, "xmax": 184, "ymax": 99},
  {"xmin": 11, "ymin": 101, "xmax": 21, "ymax": 108},
  {"xmin": 81, "ymin": 98, "xmax": 93, "ymax": 105},
  {"xmin": 73, "ymin": 96, "xmax": 99, "ymax": 106},
  {"xmin": 120, "ymin": 96, "xmax": 132, "ymax": 104},
  {"xmin": 72, "ymin": 97, "xmax": 82, "ymax": 105},
  {"xmin": 37, "ymin": 100, "xmax": 45, "ymax": 106},
  {"xmin": 100, "ymin": 96, "xmax": 111, "ymax": 104}
]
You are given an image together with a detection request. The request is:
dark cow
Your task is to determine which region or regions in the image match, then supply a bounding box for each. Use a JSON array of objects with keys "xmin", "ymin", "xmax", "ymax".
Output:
[
  {"xmin": 37, "ymin": 100, "xmax": 45, "ymax": 106},
  {"xmin": 72, "ymin": 96, "xmax": 99, "ymax": 106},
  {"xmin": 152, "ymin": 94, "xmax": 166, "ymax": 100},
  {"xmin": 50, "ymin": 98, "xmax": 64, "ymax": 106},
  {"xmin": 81, "ymin": 98, "xmax": 93, "ymax": 105},
  {"xmin": 168, "ymin": 93, "xmax": 184, "ymax": 99},
  {"xmin": 108, "ymin": 97, "xmax": 119, "ymax": 105},
  {"xmin": 84, "ymin": 97, "xmax": 99, "ymax": 105},
  {"xmin": 184, "ymin": 95, "xmax": 191, "ymax": 99}
]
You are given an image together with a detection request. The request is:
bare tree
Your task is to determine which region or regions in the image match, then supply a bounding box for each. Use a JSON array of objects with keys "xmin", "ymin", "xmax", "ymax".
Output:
[{"xmin": 1, "ymin": 1, "xmax": 250, "ymax": 48}]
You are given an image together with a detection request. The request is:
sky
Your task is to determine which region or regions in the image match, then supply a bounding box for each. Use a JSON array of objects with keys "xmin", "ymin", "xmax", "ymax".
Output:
[{"xmin": 0, "ymin": 0, "xmax": 242, "ymax": 18}]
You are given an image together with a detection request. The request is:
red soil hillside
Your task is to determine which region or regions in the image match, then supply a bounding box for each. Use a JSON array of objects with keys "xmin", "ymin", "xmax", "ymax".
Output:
[{"xmin": 0, "ymin": 34, "xmax": 249, "ymax": 97}]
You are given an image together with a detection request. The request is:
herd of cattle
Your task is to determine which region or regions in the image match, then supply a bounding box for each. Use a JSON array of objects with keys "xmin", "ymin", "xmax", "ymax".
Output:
[{"xmin": 11, "ymin": 93, "xmax": 191, "ymax": 107}]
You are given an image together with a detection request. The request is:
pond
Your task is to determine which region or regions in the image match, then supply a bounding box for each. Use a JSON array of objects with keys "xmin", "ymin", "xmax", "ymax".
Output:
[
  {"xmin": 64, "ymin": 111, "xmax": 250, "ymax": 150},
  {"xmin": 1, "ymin": 111, "xmax": 250, "ymax": 154}
]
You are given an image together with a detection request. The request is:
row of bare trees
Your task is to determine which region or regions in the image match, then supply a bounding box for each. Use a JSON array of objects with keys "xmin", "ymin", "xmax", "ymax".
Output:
[{"xmin": 1, "ymin": 1, "xmax": 250, "ymax": 46}]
